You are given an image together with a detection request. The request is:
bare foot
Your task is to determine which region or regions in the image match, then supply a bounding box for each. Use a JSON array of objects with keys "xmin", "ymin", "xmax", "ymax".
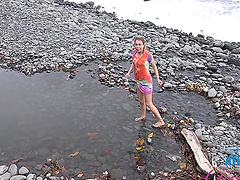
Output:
[
  {"xmin": 135, "ymin": 116, "xmax": 145, "ymax": 121},
  {"xmin": 152, "ymin": 121, "xmax": 165, "ymax": 128}
]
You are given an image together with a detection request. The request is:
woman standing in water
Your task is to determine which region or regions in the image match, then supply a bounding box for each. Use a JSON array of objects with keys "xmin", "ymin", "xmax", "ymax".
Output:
[{"xmin": 125, "ymin": 37, "xmax": 165, "ymax": 128}]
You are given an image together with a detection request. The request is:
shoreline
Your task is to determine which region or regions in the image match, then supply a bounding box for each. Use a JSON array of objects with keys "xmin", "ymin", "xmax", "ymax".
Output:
[{"xmin": 0, "ymin": 0, "xmax": 240, "ymax": 179}]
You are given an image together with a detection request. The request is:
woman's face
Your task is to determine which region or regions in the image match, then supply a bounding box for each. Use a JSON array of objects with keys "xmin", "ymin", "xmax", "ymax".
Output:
[{"xmin": 134, "ymin": 40, "xmax": 144, "ymax": 53}]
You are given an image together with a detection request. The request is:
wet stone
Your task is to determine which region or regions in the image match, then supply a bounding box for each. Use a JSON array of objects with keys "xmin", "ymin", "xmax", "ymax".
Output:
[
  {"xmin": 222, "ymin": 76, "xmax": 235, "ymax": 83},
  {"xmin": 199, "ymin": 135, "xmax": 210, "ymax": 141},
  {"xmin": 8, "ymin": 164, "xmax": 18, "ymax": 176},
  {"xmin": 122, "ymin": 125, "xmax": 134, "ymax": 133},
  {"xmin": 163, "ymin": 82, "xmax": 173, "ymax": 88},
  {"xmin": 0, "ymin": 165, "xmax": 8, "ymax": 175},
  {"xmin": 0, "ymin": 172, "xmax": 11, "ymax": 180},
  {"xmin": 213, "ymin": 130, "xmax": 224, "ymax": 136},
  {"xmin": 208, "ymin": 88, "xmax": 217, "ymax": 97},
  {"xmin": 89, "ymin": 161, "xmax": 101, "ymax": 167},
  {"xmin": 214, "ymin": 126, "xmax": 226, "ymax": 131},
  {"xmin": 10, "ymin": 175, "xmax": 27, "ymax": 180},
  {"xmin": 203, "ymin": 142, "xmax": 214, "ymax": 148},
  {"xmin": 111, "ymin": 168, "xmax": 127, "ymax": 180},
  {"xmin": 195, "ymin": 129, "xmax": 202, "ymax": 138},
  {"xmin": 100, "ymin": 164, "xmax": 112, "ymax": 172},
  {"xmin": 97, "ymin": 156, "xmax": 107, "ymax": 164},
  {"xmin": 37, "ymin": 147, "xmax": 49, "ymax": 156},
  {"xmin": 238, "ymin": 133, "xmax": 240, "ymax": 140},
  {"xmin": 121, "ymin": 103, "xmax": 135, "ymax": 112},
  {"xmin": 80, "ymin": 152, "xmax": 95, "ymax": 161},
  {"xmin": 18, "ymin": 167, "xmax": 29, "ymax": 175},
  {"xmin": 194, "ymin": 123, "xmax": 202, "ymax": 129},
  {"xmin": 219, "ymin": 121, "xmax": 228, "ymax": 127},
  {"xmin": 26, "ymin": 174, "xmax": 36, "ymax": 180}
]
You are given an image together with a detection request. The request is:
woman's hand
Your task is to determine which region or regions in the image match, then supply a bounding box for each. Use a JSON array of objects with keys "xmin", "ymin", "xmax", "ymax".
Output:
[
  {"xmin": 125, "ymin": 63, "xmax": 133, "ymax": 79},
  {"xmin": 125, "ymin": 72, "xmax": 130, "ymax": 78},
  {"xmin": 157, "ymin": 78, "xmax": 163, "ymax": 86},
  {"xmin": 151, "ymin": 62, "xmax": 163, "ymax": 86}
]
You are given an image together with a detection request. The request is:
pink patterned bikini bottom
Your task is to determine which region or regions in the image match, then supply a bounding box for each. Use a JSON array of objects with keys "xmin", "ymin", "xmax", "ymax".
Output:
[{"xmin": 137, "ymin": 84, "xmax": 153, "ymax": 95}]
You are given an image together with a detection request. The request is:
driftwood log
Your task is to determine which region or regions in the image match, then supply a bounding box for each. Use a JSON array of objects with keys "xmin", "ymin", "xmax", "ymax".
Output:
[{"xmin": 181, "ymin": 128, "xmax": 214, "ymax": 174}]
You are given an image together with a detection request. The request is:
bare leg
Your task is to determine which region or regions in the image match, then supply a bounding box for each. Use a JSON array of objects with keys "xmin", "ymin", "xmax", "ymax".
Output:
[
  {"xmin": 135, "ymin": 87, "xmax": 146, "ymax": 121},
  {"xmin": 145, "ymin": 93, "xmax": 165, "ymax": 126}
]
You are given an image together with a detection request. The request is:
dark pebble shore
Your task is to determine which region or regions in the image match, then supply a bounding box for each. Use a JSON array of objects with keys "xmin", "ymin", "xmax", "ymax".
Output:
[{"xmin": 0, "ymin": 0, "xmax": 240, "ymax": 179}]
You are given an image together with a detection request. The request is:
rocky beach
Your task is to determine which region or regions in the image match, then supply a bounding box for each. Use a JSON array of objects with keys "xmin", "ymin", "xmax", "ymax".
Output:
[{"xmin": 0, "ymin": 0, "xmax": 240, "ymax": 179}]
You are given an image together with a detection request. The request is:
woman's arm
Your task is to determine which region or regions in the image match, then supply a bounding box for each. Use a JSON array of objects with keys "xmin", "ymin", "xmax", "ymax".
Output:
[
  {"xmin": 125, "ymin": 63, "xmax": 133, "ymax": 78},
  {"xmin": 151, "ymin": 62, "xmax": 163, "ymax": 86}
]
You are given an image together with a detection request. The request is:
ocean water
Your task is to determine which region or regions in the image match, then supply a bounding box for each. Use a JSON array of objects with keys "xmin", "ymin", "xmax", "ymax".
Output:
[{"xmin": 70, "ymin": 0, "xmax": 240, "ymax": 42}]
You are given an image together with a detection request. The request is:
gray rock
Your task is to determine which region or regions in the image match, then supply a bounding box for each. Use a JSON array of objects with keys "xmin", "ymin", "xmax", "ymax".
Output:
[
  {"xmin": 49, "ymin": 176, "xmax": 59, "ymax": 180},
  {"xmin": 214, "ymin": 102, "xmax": 221, "ymax": 108},
  {"xmin": 204, "ymin": 142, "xmax": 214, "ymax": 148},
  {"xmin": 219, "ymin": 86, "xmax": 227, "ymax": 93},
  {"xmin": 212, "ymin": 47, "xmax": 224, "ymax": 53},
  {"xmin": 219, "ymin": 121, "xmax": 228, "ymax": 128},
  {"xmin": 122, "ymin": 175, "xmax": 127, "ymax": 180},
  {"xmin": 18, "ymin": 167, "xmax": 29, "ymax": 175},
  {"xmin": 0, "ymin": 165, "xmax": 8, "ymax": 175},
  {"xmin": 213, "ymin": 131, "xmax": 224, "ymax": 136},
  {"xmin": 26, "ymin": 174, "xmax": 35, "ymax": 180},
  {"xmin": 213, "ymin": 40, "xmax": 223, "ymax": 47},
  {"xmin": 122, "ymin": 126, "xmax": 134, "ymax": 133},
  {"xmin": 111, "ymin": 168, "xmax": 127, "ymax": 180},
  {"xmin": 97, "ymin": 156, "xmax": 107, "ymax": 164},
  {"xmin": 163, "ymin": 82, "xmax": 173, "ymax": 88},
  {"xmin": 208, "ymin": 88, "xmax": 217, "ymax": 98},
  {"xmin": 212, "ymin": 73, "xmax": 223, "ymax": 78},
  {"xmin": 204, "ymin": 71, "xmax": 211, "ymax": 76},
  {"xmin": 46, "ymin": 173, "xmax": 51, "ymax": 178},
  {"xmin": 99, "ymin": 73, "xmax": 105, "ymax": 79},
  {"xmin": 199, "ymin": 135, "xmax": 209, "ymax": 141},
  {"xmin": 100, "ymin": 164, "xmax": 111, "ymax": 172},
  {"xmin": 214, "ymin": 126, "xmax": 226, "ymax": 131},
  {"xmin": 123, "ymin": 82, "xmax": 129, "ymax": 87},
  {"xmin": 210, "ymin": 147, "xmax": 218, "ymax": 153},
  {"xmin": 232, "ymin": 83, "xmax": 240, "ymax": 91},
  {"xmin": 8, "ymin": 164, "xmax": 17, "ymax": 176},
  {"xmin": 218, "ymin": 62, "xmax": 227, "ymax": 67},
  {"xmin": 222, "ymin": 76, "xmax": 235, "ymax": 83},
  {"xmin": 89, "ymin": 161, "xmax": 101, "ymax": 167},
  {"xmin": 0, "ymin": 172, "xmax": 11, "ymax": 180},
  {"xmin": 195, "ymin": 129, "xmax": 202, "ymax": 138},
  {"xmin": 194, "ymin": 123, "xmax": 202, "ymax": 129},
  {"xmin": 10, "ymin": 175, "xmax": 26, "ymax": 180},
  {"xmin": 226, "ymin": 113, "xmax": 231, "ymax": 118}
]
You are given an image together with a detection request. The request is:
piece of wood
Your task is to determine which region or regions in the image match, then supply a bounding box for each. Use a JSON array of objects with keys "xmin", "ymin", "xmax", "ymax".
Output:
[{"xmin": 181, "ymin": 128, "xmax": 214, "ymax": 174}]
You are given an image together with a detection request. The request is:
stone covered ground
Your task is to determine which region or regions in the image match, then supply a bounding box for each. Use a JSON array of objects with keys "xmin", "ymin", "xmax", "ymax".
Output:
[{"xmin": 0, "ymin": 0, "xmax": 240, "ymax": 179}]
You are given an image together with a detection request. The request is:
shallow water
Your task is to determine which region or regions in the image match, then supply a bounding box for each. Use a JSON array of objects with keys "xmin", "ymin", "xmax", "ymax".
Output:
[{"xmin": 0, "ymin": 64, "xmax": 216, "ymax": 178}]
